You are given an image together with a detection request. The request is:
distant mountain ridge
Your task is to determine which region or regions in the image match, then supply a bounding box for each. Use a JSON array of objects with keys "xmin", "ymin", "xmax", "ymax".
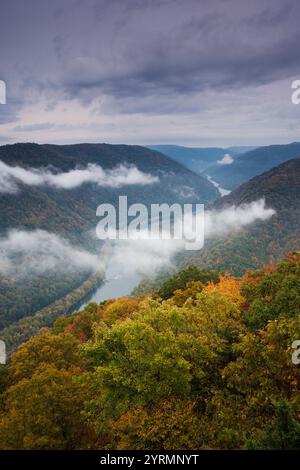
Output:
[
  {"xmin": 207, "ymin": 142, "xmax": 300, "ymax": 189},
  {"xmin": 147, "ymin": 144, "xmax": 256, "ymax": 174}
]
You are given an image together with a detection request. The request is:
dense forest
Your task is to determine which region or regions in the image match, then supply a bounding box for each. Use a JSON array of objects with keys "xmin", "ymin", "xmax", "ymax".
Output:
[
  {"xmin": 180, "ymin": 158, "xmax": 300, "ymax": 275},
  {"xmin": 0, "ymin": 272, "xmax": 103, "ymax": 352},
  {"xmin": 0, "ymin": 270, "xmax": 94, "ymax": 330},
  {"xmin": 0, "ymin": 253, "xmax": 299, "ymax": 450}
]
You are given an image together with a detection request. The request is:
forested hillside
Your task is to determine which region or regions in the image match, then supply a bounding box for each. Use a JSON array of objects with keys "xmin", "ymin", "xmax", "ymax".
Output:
[
  {"xmin": 0, "ymin": 143, "xmax": 218, "ymax": 238},
  {"xmin": 0, "ymin": 254, "xmax": 299, "ymax": 450},
  {"xmin": 180, "ymin": 158, "xmax": 300, "ymax": 275}
]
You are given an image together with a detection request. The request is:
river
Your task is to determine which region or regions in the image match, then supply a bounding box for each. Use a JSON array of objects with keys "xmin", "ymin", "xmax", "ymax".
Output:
[
  {"xmin": 206, "ymin": 175, "xmax": 231, "ymax": 197},
  {"xmin": 76, "ymin": 262, "xmax": 142, "ymax": 311},
  {"xmin": 76, "ymin": 178, "xmax": 230, "ymax": 311}
]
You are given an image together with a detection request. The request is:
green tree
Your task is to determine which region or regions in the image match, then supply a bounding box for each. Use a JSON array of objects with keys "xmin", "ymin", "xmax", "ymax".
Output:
[
  {"xmin": 157, "ymin": 266, "xmax": 219, "ymax": 300},
  {"xmin": 0, "ymin": 365, "xmax": 91, "ymax": 449}
]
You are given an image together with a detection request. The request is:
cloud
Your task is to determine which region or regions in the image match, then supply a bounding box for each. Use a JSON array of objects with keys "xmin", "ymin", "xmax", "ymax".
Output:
[
  {"xmin": 0, "ymin": 161, "xmax": 159, "ymax": 193},
  {"xmin": 217, "ymin": 153, "xmax": 234, "ymax": 165},
  {"xmin": 1, "ymin": 1, "xmax": 300, "ymax": 145},
  {"xmin": 58, "ymin": 0, "xmax": 300, "ymax": 102},
  {"xmin": 0, "ymin": 199, "xmax": 275, "ymax": 281},
  {"xmin": 2, "ymin": 2, "xmax": 300, "ymax": 109},
  {"xmin": 0, "ymin": 229, "xmax": 105, "ymax": 277},
  {"xmin": 204, "ymin": 198, "xmax": 275, "ymax": 238},
  {"xmin": 105, "ymin": 198, "xmax": 275, "ymax": 276}
]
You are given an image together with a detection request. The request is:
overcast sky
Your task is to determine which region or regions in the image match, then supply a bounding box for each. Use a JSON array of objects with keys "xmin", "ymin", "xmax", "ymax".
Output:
[{"xmin": 1, "ymin": 0, "xmax": 300, "ymax": 147}]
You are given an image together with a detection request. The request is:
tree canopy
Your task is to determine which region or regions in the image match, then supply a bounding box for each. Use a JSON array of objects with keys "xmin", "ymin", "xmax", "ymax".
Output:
[{"xmin": 0, "ymin": 253, "xmax": 299, "ymax": 449}]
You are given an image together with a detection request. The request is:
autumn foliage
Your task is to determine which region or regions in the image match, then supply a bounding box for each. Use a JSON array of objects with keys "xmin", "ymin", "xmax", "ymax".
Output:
[{"xmin": 0, "ymin": 256, "xmax": 300, "ymax": 449}]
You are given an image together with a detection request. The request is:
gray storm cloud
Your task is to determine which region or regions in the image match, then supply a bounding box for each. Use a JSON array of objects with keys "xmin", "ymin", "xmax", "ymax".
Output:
[
  {"xmin": 2, "ymin": 0, "xmax": 299, "ymax": 97},
  {"xmin": 1, "ymin": 0, "xmax": 300, "ymax": 145},
  {"xmin": 0, "ymin": 160, "xmax": 159, "ymax": 193}
]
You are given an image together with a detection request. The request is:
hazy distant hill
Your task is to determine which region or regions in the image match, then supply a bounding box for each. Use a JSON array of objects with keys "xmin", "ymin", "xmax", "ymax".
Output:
[
  {"xmin": 207, "ymin": 142, "xmax": 300, "ymax": 190},
  {"xmin": 147, "ymin": 144, "xmax": 256, "ymax": 174},
  {"xmin": 180, "ymin": 158, "xmax": 300, "ymax": 275}
]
